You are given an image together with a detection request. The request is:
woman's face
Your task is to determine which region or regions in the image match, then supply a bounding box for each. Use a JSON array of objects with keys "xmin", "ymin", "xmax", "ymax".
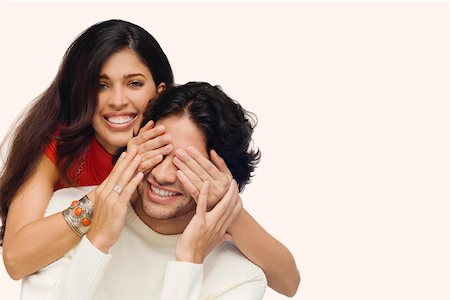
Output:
[{"xmin": 92, "ymin": 49, "xmax": 164, "ymax": 154}]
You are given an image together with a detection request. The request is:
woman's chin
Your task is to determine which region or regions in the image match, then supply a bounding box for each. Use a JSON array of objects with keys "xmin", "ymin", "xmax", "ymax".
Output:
[{"xmin": 98, "ymin": 138, "xmax": 129, "ymax": 154}]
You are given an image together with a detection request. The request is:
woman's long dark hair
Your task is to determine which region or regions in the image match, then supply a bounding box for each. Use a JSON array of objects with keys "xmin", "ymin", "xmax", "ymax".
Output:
[{"xmin": 0, "ymin": 19, "xmax": 174, "ymax": 245}]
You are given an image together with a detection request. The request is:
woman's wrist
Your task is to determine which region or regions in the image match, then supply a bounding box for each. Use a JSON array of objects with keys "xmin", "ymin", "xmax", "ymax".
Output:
[
  {"xmin": 175, "ymin": 248, "xmax": 204, "ymax": 264},
  {"xmin": 62, "ymin": 195, "xmax": 93, "ymax": 237},
  {"xmin": 86, "ymin": 230, "xmax": 111, "ymax": 254},
  {"xmin": 225, "ymin": 204, "xmax": 246, "ymax": 236}
]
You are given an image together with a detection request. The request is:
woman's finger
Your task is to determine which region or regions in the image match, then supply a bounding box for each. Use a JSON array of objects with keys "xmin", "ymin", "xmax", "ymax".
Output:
[
  {"xmin": 176, "ymin": 170, "xmax": 200, "ymax": 200},
  {"xmin": 196, "ymin": 181, "xmax": 209, "ymax": 217},
  {"xmin": 138, "ymin": 154, "xmax": 163, "ymax": 173},
  {"xmin": 210, "ymin": 149, "xmax": 232, "ymax": 176},
  {"xmin": 140, "ymin": 120, "xmax": 154, "ymax": 132},
  {"xmin": 110, "ymin": 153, "xmax": 142, "ymax": 198},
  {"xmin": 138, "ymin": 134, "xmax": 172, "ymax": 155},
  {"xmin": 173, "ymin": 157, "xmax": 203, "ymax": 190},
  {"xmin": 103, "ymin": 146, "xmax": 139, "ymax": 193},
  {"xmin": 129, "ymin": 124, "xmax": 165, "ymax": 149},
  {"xmin": 175, "ymin": 148, "xmax": 212, "ymax": 181},
  {"xmin": 220, "ymin": 194, "xmax": 242, "ymax": 233},
  {"xmin": 117, "ymin": 171, "xmax": 144, "ymax": 206},
  {"xmin": 129, "ymin": 120, "xmax": 155, "ymax": 147},
  {"xmin": 140, "ymin": 144, "xmax": 172, "ymax": 161},
  {"xmin": 186, "ymin": 147, "xmax": 228, "ymax": 180},
  {"xmin": 215, "ymin": 180, "xmax": 239, "ymax": 225},
  {"xmin": 208, "ymin": 180, "xmax": 238, "ymax": 222},
  {"xmin": 137, "ymin": 125, "xmax": 166, "ymax": 146}
]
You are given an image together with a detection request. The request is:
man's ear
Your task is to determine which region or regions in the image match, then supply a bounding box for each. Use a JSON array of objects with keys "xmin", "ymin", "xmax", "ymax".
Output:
[{"xmin": 157, "ymin": 82, "xmax": 166, "ymax": 94}]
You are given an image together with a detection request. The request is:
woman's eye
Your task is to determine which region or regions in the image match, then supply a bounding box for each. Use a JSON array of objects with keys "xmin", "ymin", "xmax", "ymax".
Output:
[
  {"xmin": 129, "ymin": 81, "xmax": 144, "ymax": 88},
  {"xmin": 99, "ymin": 83, "xmax": 109, "ymax": 90}
]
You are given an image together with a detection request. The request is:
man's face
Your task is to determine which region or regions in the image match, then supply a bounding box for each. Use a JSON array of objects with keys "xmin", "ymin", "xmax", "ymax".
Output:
[{"xmin": 135, "ymin": 114, "xmax": 208, "ymax": 231}]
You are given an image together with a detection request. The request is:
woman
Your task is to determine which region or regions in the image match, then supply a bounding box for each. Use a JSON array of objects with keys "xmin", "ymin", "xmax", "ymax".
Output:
[{"xmin": 0, "ymin": 19, "xmax": 299, "ymax": 296}]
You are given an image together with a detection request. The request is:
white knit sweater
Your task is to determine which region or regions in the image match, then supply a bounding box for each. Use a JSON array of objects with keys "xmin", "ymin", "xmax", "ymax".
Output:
[{"xmin": 20, "ymin": 187, "xmax": 267, "ymax": 300}]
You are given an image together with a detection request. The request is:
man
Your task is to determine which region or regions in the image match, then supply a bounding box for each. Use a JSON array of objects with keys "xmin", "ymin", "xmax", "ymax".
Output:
[{"xmin": 21, "ymin": 82, "xmax": 266, "ymax": 299}]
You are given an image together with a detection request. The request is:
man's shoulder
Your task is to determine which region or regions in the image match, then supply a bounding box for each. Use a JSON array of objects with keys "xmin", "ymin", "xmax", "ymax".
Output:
[
  {"xmin": 53, "ymin": 186, "xmax": 96, "ymax": 197},
  {"xmin": 204, "ymin": 240, "xmax": 267, "ymax": 281},
  {"xmin": 45, "ymin": 186, "xmax": 96, "ymax": 216}
]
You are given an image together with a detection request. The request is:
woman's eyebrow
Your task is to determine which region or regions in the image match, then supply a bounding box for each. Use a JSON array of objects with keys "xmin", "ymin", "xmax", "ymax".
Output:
[
  {"xmin": 99, "ymin": 73, "xmax": 146, "ymax": 79},
  {"xmin": 124, "ymin": 73, "xmax": 146, "ymax": 79}
]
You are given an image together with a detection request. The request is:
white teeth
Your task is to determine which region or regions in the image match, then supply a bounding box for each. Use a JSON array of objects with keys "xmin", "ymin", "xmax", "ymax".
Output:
[
  {"xmin": 107, "ymin": 115, "xmax": 134, "ymax": 124},
  {"xmin": 151, "ymin": 186, "xmax": 178, "ymax": 197}
]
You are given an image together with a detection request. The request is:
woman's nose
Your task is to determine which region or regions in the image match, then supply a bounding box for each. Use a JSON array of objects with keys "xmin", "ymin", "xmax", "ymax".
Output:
[{"xmin": 108, "ymin": 86, "xmax": 128, "ymax": 109}]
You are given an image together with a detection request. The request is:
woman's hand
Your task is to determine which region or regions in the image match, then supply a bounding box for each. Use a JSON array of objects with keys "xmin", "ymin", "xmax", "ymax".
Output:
[
  {"xmin": 173, "ymin": 147, "xmax": 232, "ymax": 209},
  {"xmin": 86, "ymin": 146, "xmax": 143, "ymax": 253},
  {"xmin": 175, "ymin": 180, "xmax": 242, "ymax": 264},
  {"xmin": 127, "ymin": 120, "xmax": 173, "ymax": 173}
]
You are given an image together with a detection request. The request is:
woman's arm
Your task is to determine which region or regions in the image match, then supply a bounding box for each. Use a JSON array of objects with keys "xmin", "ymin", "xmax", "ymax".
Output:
[
  {"xmin": 227, "ymin": 208, "xmax": 300, "ymax": 297},
  {"xmin": 2, "ymin": 155, "xmax": 82, "ymax": 280},
  {"xmin": 2, "ymin": 123, "xmax": 170, "ymax": 280},
  {"xmin": 174, "ymin": 147, "xmax": 300, "ymax": 297}
]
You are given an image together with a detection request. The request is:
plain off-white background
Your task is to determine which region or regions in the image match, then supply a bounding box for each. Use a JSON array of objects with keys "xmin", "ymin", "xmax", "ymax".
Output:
[{"xmin": 0, "ymin": 1, "xmax": 449, "ymax": 300}]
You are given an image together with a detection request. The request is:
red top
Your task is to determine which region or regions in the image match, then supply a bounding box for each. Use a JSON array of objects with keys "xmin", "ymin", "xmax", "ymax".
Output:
[{"xmin": 44, "ymin": 137, "xmax": 113, "ymax": 191}]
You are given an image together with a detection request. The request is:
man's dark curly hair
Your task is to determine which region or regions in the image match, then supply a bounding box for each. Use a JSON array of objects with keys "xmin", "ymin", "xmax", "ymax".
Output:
[{"xmin": 143, "ymin": 81, "xmax": 261, "ymax": 192}]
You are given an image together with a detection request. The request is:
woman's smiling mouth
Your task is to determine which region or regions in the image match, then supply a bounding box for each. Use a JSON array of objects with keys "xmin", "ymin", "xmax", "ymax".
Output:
[{"xmin": 103, "ymin": 113, "xmax": 137, "ymax": 128}]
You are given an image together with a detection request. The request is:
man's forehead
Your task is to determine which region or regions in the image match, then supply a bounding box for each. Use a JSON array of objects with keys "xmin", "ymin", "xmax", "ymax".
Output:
[{"xmin": 156, "ymin": 115, "xmax": 208, "ymax": 156}]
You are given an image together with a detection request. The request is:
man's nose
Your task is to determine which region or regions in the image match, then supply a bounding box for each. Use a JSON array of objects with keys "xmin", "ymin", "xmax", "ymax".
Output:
[{"xmin": 151, "ymin": 157, "xmax": 177, "ymax": 185}]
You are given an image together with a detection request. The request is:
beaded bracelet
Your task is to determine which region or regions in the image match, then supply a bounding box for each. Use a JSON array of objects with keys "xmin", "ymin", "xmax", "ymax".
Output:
[{"xmin": 62, "ymin": 195, "xmax": 93, "ymax": 237}]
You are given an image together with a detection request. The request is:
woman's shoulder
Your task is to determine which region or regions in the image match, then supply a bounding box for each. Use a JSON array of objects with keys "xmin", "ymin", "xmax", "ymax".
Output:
[{"xmin": 42, "ymin": 127, "xmax": 62, "ymax": 164}]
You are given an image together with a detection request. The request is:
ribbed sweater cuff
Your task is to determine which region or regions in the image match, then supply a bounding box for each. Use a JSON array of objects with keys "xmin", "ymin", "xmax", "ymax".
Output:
[
  {"xmin": 57, "ymin": 236, "xmax": 111, "ymax": 299},
  {"xmin": 161, "ymin": 261, "xmax": 203, "ymax": 300}
]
